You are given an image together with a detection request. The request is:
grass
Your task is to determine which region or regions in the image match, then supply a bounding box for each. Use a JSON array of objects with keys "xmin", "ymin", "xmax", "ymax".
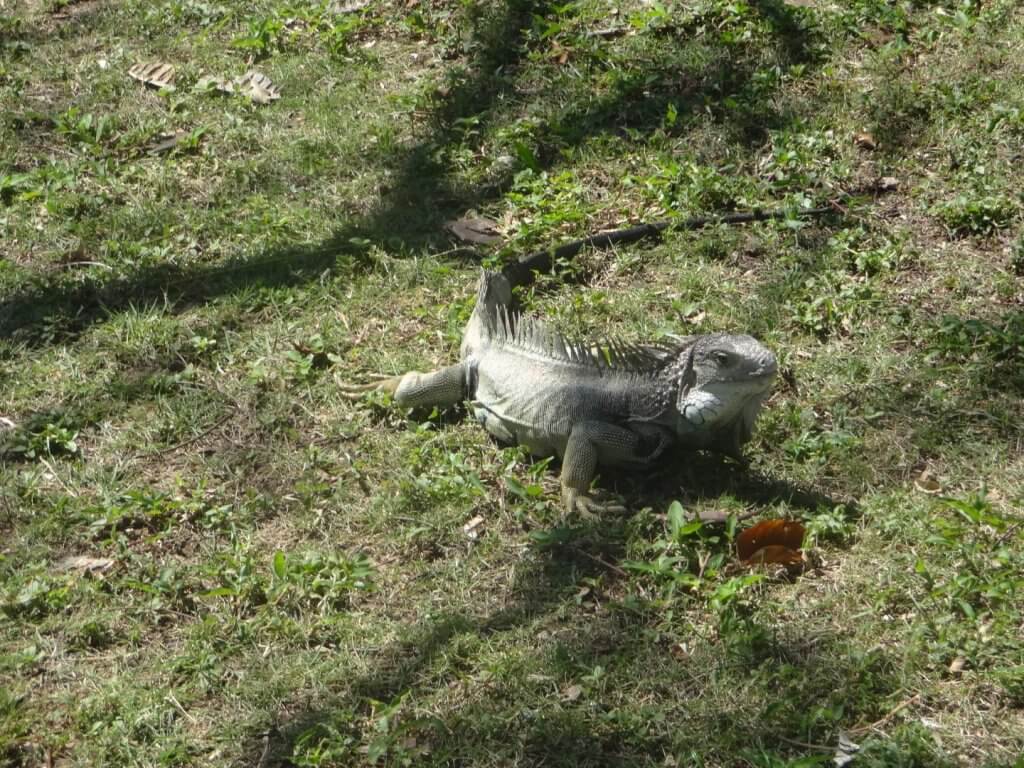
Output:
[{"xmin": 2, "ymin": 0, "xmax": 1023, "ymax": 766}]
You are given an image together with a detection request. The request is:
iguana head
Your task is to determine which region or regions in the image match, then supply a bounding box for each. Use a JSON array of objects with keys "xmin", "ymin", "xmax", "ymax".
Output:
[{"xmin": 674, "ymin": 334, "xmax": 777, "ymax": 456}]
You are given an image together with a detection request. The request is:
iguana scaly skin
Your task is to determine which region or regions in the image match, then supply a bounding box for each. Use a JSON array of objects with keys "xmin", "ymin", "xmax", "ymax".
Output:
[{"xmin": 341, "ymin": 271, "xmax": 777, "ymax": 516}]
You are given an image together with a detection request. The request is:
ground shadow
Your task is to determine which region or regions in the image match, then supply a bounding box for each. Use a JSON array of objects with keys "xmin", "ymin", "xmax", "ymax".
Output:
[
  {"xmin": 2, "ymin": 0, "xmax": 823, "ymax": 346},
  {"xmin": 244, "ymin": 507, "xmax": 900, "ymax": 767},
  {"xmin": 635, "ymin": 449, "xmax": 859, "ymax": 516}
]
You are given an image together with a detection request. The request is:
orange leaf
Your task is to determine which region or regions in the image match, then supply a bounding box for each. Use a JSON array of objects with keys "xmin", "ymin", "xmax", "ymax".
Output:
[
  {"xmin": 736, "ymin": 519, "xmax": 805, "ymax": 560},
  {"xmin": 853, "ymin": 131, "xmax": 877, "ymax": 150},
  {"xmin": 742, "ymin": 545, "xmax": 804, "ymax": 567}
]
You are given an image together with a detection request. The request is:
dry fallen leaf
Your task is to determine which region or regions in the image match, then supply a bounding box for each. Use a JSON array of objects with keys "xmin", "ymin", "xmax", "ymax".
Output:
[
  {"xmin": 57, "ymin": 555, "xmax": 114, "ymax": 573},
  {"xmin": 914, "ymin": 469, "xmax": 942, "ymax": 495},
  {"xmin": 128, "ymin": 61, "xmax": 176, "ymax": 90},
  {"xmin": 853, "ymin": 131, "xmax": 877, "ymax": 150},
  {"xmin": 833, "ymin": 731, "xmax": 859, "ymax": 768},
  {"xmin": 447, "ymin": 216, "xmax": 501, "ymax": 245},
  {"xmin": 736, "ymin": 519, "xmax": 805, "ymax": 561},
  {"xmin": 587, "ymin": 26, "xmax": 629, "ymax": 39},
  {"xmin": 462, "ymin": 515, "xmax": 485, "ymax": 540},
  {"xmin": 235, "ymin": 70, "xmax": 281, "ymax": 105},
  {"xmin": 742, "ymin": 544, "xmax": 804, "ymax": 567},
  {"xmin": 146, "ymin": 131, "xmax": 188, "ymax": 155},
  {"xmin": 551, "ymin": 44, "xmax": 570, "ymax": 65},
  {"xmin": 737, "ymin": 519, "xmax": 806, "ymax": 572},
  {"xmin": 329, "ymin": 0, "xmax": 370, "ymax": 12},
  {"xmin": 948, "ymin": 656, "xmax": 966, "ymax": 675},
  {"xmin": 863, "ymin": 28, "xmax": 894, "ymax": 48},
  {"xmin": 560, "ymin": 684, "xmax": 583, "ymax": 702}
]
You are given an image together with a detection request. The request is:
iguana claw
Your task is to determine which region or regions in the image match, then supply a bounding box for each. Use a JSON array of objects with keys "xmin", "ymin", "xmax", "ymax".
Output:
[
  {"xmin": 336, "ymin": 374, "xmax": 403, "ymax": 401},
  {"xmin": 561, "ymin": 486, "xmax": 627, "ymax": 521}
]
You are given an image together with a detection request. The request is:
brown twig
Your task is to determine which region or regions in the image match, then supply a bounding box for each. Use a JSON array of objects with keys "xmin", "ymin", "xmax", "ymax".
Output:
[
  {"xmin": 37, "ymin": 456, "xmax": 78, "ymax": 498},
  {"xmin": 995, "ymin": 522, "xmax": 1021, "ymax": 547},
  {"xmin": 256, "ymin": 728, "xmax": 276, "ymax": 768},
  {"xmin": 128, "ymin": 407, "xmax": 237, "ymax": 462},
  {"xmin": 570, "ymin": 545, "xmax": 628, "ymax": 578},
  {"xmin": 775, "ymin": 734, "xmax": 833, "ymax": 752},
  {"xmin": 849, "ymin": 693, "xmax": 921, "ymax": 736},
  {"xmin": 54, "ymin": 260, "xmax": 113, "ymax": 270},
  {"xmin": 696, "ymin": 508, "xmax": 759, "ymax": 524},
  {"xmin": 165, "ymin": 692, "xmax": 196, "ymax": 724},
  {"xmin": 502, "ymin": 204, "xmax": 842, "ymax": 288}
]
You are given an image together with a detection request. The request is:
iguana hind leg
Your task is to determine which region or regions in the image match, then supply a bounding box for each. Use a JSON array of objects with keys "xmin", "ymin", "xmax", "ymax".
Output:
[
  {"xmin": 338, "ymin": 363, "xmax": 468, "ymax": 408},
  {"xmin": 560, "ymin": 421, "xmax": 668, "ymax": 519}
]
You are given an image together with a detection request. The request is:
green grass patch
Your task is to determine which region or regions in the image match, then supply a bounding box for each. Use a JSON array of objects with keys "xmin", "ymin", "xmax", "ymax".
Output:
[{"xmin": 1, "ymin": 1, "xmax": 1023, "ymax": 766}]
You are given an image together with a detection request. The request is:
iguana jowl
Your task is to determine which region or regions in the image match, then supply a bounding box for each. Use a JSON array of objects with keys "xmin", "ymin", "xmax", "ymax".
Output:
[{"xmin": 341, "ymin": 271, "xmax": 778, "ymax": 516}]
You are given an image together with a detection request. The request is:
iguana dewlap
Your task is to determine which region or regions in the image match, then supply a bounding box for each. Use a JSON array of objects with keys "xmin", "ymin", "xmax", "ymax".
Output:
[{"xmin": 341, "ymin": 271, "xmax": 777, "ymax": 516}]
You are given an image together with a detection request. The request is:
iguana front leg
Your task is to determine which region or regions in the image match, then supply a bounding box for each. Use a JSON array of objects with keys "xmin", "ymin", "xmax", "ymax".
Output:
[
  {"xmin": 338, "ymin": 363, "xmax": 468, "ymax": 408},
  {"xmin": 560, "ymin": 421, "xmax": 672, "ymax": 519}
]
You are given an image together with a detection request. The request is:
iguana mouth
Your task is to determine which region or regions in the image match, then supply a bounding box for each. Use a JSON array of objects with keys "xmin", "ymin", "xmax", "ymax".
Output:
[
  {"xmin": 754, "ymin": 356, "xmax": 778, "ymax": 379},
  {"xmin": 741, "ymin": 345, "xmax": 778, "ymax": 382},
  {"xmin": 721, "ymin": 369, "xmax": 776, "ymax": 397}
]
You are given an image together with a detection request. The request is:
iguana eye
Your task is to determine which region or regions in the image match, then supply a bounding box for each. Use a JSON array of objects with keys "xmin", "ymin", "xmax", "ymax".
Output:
[{"xmin": 712, "ymin": 351, "xmax": 730, "ymax": 365}]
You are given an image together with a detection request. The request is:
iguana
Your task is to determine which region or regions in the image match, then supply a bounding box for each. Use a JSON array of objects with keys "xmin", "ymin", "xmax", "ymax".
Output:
[{"xmin": 340, "ymin": 269, "xmax": 778, "ymax": 516}]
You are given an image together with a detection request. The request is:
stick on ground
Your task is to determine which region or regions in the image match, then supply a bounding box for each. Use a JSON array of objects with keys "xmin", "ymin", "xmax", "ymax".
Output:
[{"xmin": 501, "ymin": 204, "xmax": 841, "ymax": 288}]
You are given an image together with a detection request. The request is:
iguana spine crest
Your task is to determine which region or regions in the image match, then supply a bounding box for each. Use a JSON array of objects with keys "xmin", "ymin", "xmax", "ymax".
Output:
[{"xmin": 486, "ymin": 303, "xmax": 682, "ymax": 376}]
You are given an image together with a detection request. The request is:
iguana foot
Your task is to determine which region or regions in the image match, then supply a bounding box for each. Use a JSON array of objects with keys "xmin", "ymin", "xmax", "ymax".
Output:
[
  {"xmin": 561, "ymin": 486, "xmax": 627, "ymax": 521},
  {"xmin": 336, "ymin": 374, "xmax": 403, "ymax": 401}
]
